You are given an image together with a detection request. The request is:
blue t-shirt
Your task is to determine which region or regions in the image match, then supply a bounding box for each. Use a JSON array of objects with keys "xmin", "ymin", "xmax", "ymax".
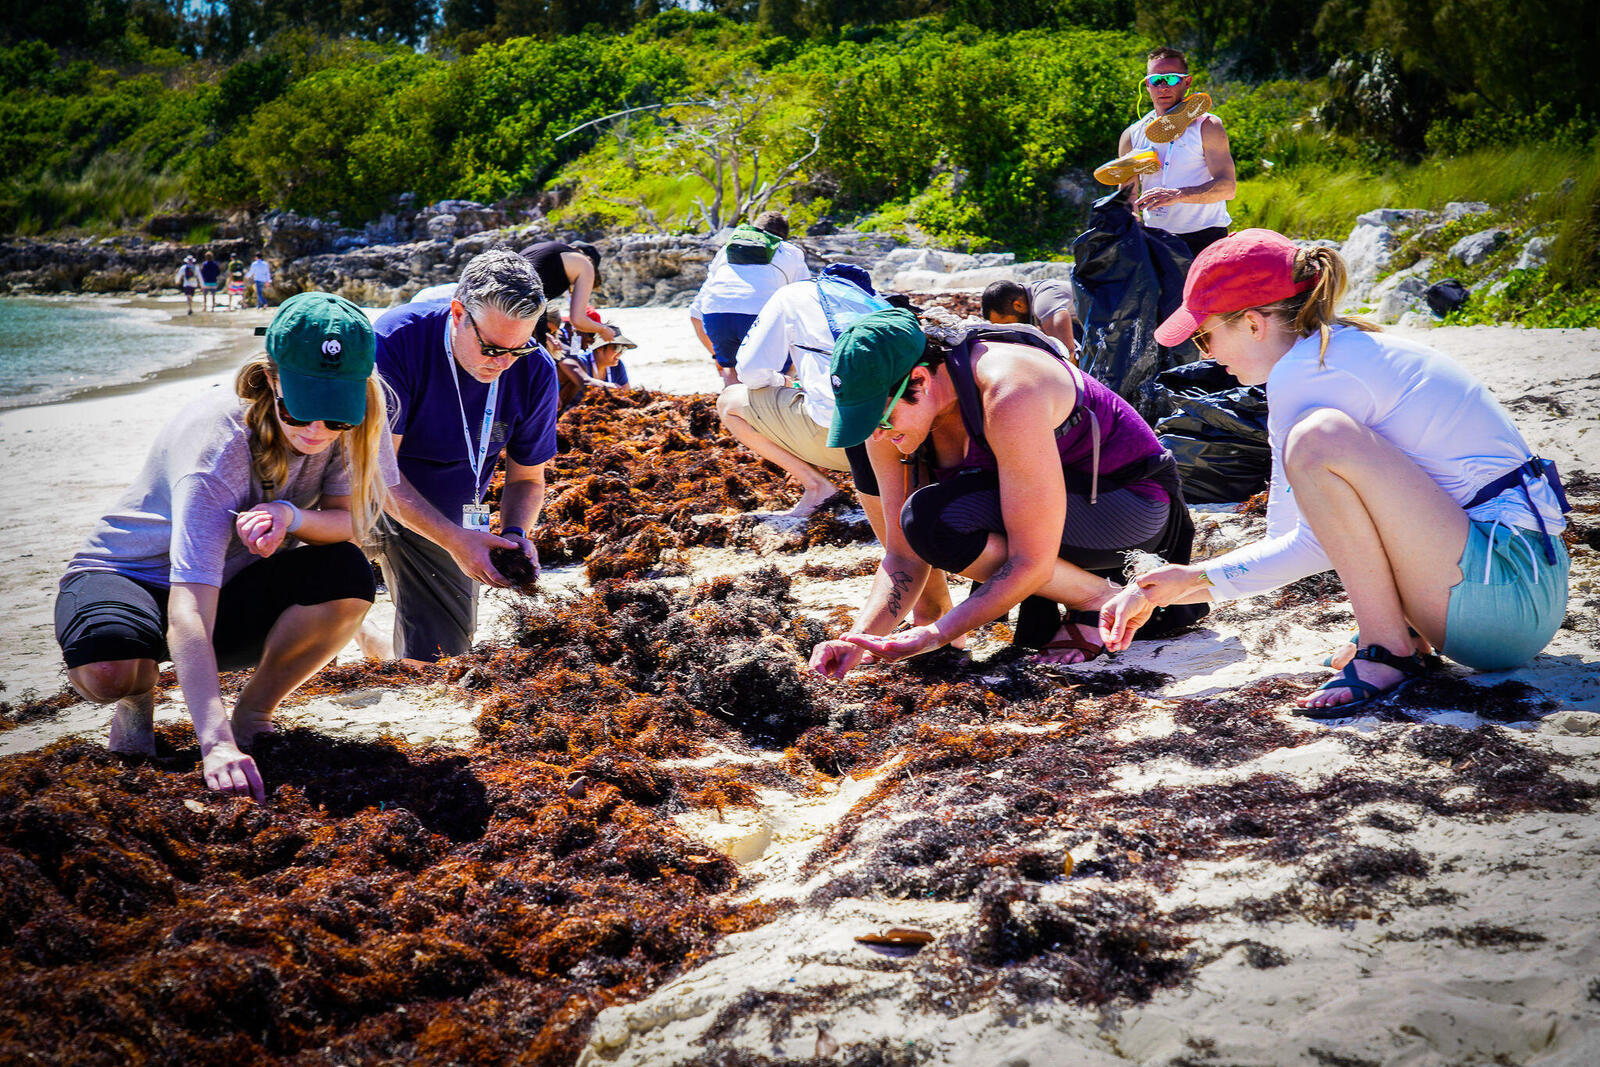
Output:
[{"xmin": 374, "ymin": 302, "xmax": 559, "ymax": 519}]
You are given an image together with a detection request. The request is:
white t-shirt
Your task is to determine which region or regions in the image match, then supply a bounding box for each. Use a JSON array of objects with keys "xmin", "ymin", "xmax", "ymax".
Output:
[
  {"xmin": 690, "ymin": 241, "xmax": 811, "ymax": 317},
  {"xmin": 246, "ymin": 259, "xmax": 272, "ymax": 283},
  {"xmin": 1204, "ymin": 326, "xmax": 1566, "ymax": 601},
  {"xmin": 734, "ymin": 281, "xmax": 842, "ymax": 427}
]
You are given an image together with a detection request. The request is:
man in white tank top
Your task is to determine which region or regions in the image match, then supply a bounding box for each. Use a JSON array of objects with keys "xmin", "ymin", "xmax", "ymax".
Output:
[{"xmin": 1116, "ymin": 46, "xmax": 1237, "ymax": 258}]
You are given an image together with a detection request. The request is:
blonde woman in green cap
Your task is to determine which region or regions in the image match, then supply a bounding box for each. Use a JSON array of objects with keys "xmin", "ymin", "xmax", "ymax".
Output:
[
  {"xmin": 810, "ymin": 308, "xmax": 1196, "ymax": 678},
  {"xmin": 54, "ymin": 293, "xmax": 399, "ymax": 801}
]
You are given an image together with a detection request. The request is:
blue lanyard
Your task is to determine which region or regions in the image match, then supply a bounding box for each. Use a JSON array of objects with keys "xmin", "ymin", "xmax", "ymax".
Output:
[{"xmin": 443, "ymin": 316, "xmax": 500, "ymax": 505}]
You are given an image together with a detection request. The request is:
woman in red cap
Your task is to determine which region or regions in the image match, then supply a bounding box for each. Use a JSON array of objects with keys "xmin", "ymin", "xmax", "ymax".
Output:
[{"xmin": 1101, "ymin": 229, "xmax": 1570, "ymax": 714}]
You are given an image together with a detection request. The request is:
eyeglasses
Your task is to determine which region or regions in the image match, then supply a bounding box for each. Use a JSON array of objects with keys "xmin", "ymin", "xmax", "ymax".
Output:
[
  {"xmin": 465, "ymin": 309, "xmax": 540, "ymax": 361},
  {"xmin": 1193, "ymin": 328, "xmax": 1213, "ymax": 355},
  {"xmin": 1144, "ymin": 73, "xmax": 1188, "ymax": 87},
  {"xmin": 877, "ymin": 365, "xmax": 923, "ymax": 431},
  {"xmin": 276, "ymin": 392, "xmax": 354, "ymax": 433}
]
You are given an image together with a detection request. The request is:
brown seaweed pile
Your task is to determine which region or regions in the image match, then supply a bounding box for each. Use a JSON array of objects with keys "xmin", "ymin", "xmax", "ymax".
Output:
[
  {"xmin": 485, "ymin": 391, "xmax": 871, "ymax": 585},
  {"xmin": 3, "ymin": 564, "xmax": 1591, "ymax": 1061}
]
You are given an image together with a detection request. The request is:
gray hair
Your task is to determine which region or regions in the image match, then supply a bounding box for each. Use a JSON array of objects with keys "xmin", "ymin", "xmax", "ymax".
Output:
[{"xmin": 452, "ymin": 248, "xmax": 546, "ymax": 321}]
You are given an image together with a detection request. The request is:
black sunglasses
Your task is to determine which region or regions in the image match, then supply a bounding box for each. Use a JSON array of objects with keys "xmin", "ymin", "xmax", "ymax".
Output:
[
  {"xmin": 276, "ymin": 391, "xmax": 355, "ymax": 433},
  {"xmin": 465, "ymin": 308, "xmax": 540, "ymax": 360}
]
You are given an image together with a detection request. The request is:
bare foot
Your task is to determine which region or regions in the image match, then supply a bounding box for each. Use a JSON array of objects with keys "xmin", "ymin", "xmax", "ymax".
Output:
[
  {"xmin": 107, "ymin": 693, "xmax": 157, "ymax": 756},
  {"xmin": 784, "ymin": 486, "xmax": 842, "ymax": 519},
  {"xmin": 231, "ymin": 707, "xmax": 276, "ymax": 750},
  {"xmin": 355, "ymin": 617, "xmax": 394, "ymax": 661}
]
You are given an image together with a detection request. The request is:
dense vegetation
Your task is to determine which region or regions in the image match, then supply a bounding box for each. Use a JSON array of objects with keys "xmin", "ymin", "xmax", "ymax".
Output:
[{"xmin": 1, "ymin": 1, "xmax": 1596, "ymax": 315}]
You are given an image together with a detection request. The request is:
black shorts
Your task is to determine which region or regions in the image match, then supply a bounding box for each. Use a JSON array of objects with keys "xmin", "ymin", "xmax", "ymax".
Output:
[{"xmin": 55, "ymin": 542, "xmax": 375, "ymax": 671}]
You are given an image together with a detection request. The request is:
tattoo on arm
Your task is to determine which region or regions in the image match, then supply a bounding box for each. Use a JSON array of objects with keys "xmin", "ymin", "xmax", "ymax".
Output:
[
  {"xmin": 886, "ymin": 568, "xmax": 913, "ymax": 617},
  {"xmin": 989, "ymin": 559, "xmax": 1015, "ymax": 583}
]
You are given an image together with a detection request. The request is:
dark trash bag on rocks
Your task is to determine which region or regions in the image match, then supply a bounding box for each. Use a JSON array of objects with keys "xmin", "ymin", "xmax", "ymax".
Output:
[
  {"xmin": 1153, "ymin": 360, "xmax": 1272, "ymax": 505},
  {"xmin": 1070, "ymin": 192, "xmax": 1201, "ymax": 424},
  {"xmin": 1425, "ymin": 278, "xmax": 1470, "ymax": 317}
]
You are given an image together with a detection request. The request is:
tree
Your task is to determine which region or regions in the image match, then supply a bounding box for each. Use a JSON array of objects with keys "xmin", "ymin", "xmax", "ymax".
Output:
[{"xmin": 654, "ymin": 84, "xmax": 822, "ymax": 231}]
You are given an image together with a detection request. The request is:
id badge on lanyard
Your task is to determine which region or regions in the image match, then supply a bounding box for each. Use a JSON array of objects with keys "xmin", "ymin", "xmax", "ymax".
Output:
[{"xmin": 446, "ymin": 317, "xmax": 501, "ymax": 530}]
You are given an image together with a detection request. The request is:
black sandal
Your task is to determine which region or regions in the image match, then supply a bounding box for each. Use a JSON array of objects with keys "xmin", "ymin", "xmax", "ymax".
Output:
[{"xmin": 1296, "ymin": 643, "xmax": 1427, "ymax": 719}]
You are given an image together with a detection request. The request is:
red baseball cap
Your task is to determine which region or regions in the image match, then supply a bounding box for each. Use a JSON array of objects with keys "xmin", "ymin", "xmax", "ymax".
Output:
[{"xmin": 1155, "ymin": 229, "xmax": 1318, "ymax": 346}]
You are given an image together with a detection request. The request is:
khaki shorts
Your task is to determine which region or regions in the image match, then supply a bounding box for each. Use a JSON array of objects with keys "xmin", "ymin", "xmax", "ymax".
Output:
[{"xmin": 722, "ymin": 384, "xmax": 849, "ymax": 472}]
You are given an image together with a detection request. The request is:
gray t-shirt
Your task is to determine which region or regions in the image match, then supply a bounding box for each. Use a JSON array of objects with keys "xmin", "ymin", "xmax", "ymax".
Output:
[
  {"xmin": 1028, "ymin": 279, "xmax": 1075, "ymax": 324},
  {"xmin": 65, "ymin": 389, "xmax": 397, "ymax": 589}
]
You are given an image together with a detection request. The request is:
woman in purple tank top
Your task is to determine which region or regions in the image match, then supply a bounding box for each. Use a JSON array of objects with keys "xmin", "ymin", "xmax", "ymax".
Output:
[{"xmin": 809, "ymin": 309, "xmax": 1197, "ymax": 678}]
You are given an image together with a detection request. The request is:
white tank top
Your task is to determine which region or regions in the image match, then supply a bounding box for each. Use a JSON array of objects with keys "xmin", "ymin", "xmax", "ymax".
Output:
[{"xmin": 1129, "ymin": 111, "xmax": 1231, "ymax": 235}]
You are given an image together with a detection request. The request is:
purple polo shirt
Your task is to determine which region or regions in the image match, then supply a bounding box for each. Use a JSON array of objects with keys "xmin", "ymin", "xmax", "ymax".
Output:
[{"xmin": 374, "ymin": 302, "xmax": 559, "ymax": 519}]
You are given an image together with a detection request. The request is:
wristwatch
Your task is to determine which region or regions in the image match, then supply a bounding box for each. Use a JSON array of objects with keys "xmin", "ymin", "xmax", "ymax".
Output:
[{"xmin": 501, "ymin": 526, "xmax": 525, "ymax": 539}]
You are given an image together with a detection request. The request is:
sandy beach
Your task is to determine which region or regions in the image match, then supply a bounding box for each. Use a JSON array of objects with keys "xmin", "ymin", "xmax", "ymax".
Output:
[{"xmin": 2, "ymin": 297, "xmax": 1598, "ymax": 1066}]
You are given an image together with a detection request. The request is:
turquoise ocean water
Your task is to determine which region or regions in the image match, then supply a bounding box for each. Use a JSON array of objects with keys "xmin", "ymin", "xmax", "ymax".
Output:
[{"xmin": 0, "ymin": 297, "xmax": 233, "ymax": 410}]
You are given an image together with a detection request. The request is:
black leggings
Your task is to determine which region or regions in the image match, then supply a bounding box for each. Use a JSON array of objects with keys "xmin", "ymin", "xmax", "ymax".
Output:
[{"xmin": 899, "ymin": 469, "xmax": 1172, "ymax": 575}]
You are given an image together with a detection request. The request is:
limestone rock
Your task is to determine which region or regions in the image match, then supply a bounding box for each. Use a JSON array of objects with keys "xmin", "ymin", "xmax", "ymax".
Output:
[
  {"xmin": 1340, "ymin": 209, "xmax": 1430, "ymax": 306},
  {"xmin": 1449, "ymin": 228, "xmax": 1508, "ymax": 267},
  {"xmin": 1374, "ymin": 275, "xmax": 1431, "ymax": 324},
  {"xmin": 1442, "ymin": 201, "xmax": 1491, "ymax": 222},
  {"xmin": 1515, "ymin": 236, "xmax": 1550, "ymax": 271}
]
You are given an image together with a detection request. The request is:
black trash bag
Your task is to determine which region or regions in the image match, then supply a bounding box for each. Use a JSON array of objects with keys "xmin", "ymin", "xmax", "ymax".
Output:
[
  {"xmin": 1153, "ymin": 360, "xmax": 1272, "ymax": 505},
  {"xmin": 1070, "ymin": 192, "xmax": 1201, "ymax": 424},
  {"xmin": 1425, "ymin": 278, "xmax": 1469, "ymax": 317}
]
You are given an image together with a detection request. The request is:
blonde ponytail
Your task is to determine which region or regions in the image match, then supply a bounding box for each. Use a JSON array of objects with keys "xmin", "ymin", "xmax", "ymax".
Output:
[{"xmin": 1250, "ymin": 245, "xmax": 1380, "ymax": 365}]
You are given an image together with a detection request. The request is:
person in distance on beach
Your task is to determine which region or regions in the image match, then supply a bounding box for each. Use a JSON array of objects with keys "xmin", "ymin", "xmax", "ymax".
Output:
[
  {"xmin": 1100, "ymin": 230, "xmax": 1571, "ymax": 714},
  {"xmin": 55, "ymin": 293, "xmax": 398, "ymax": 801},
  {"xmin": 367, "ymin": 249, "xmax": 558, "ymax": 661},
  {"xmin": 198, "ymin": 251, "xmax": 223, "ymax": 312},
  {"xmin": 691, "ymin": 212, "xmax": 811, "ymax": 388},
  {"xmin": 1107, "ymin": 46, "xmax": 1236, "ymax": 258},
  {"xmin": 175, "ymin": 255, "xmax": 200, "ymax": 315},
  {"xmin": 519, "ymin": 239, "xmax": 613, "ymax": 350},
  {"xmin": 555, "ymin": 319, "xmax": 634, "ymax": 413},
  {"xmin": 246, "ymin": 253, "xmax": 272, "ymax": 308},
  {"xmin": 981, "ymin": 279, "xmax": 1079, "ymax": 362},
  {"xmin": 226, "ymin": 253, "xmax": 246, "ymax": 311},
  {"xmin": 809, "ymin": 309, "xmax": 1198, "ymax": 677}
]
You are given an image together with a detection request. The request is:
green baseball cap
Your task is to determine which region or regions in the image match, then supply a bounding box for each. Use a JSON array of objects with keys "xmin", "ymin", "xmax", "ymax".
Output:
[
  {"xmin": 266, "ymin": 292, "xmax": 375, "ymax": 427},
  {"xmin": 826, "ymin": 308, "xmax": 927, "ymax": 447}
]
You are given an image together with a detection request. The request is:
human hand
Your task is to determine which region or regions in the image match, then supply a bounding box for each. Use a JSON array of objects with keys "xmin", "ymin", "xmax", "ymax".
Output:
[
  {"xmin": 1134, "ymin": 187, "xmax": 1185, "ymax": 211},
  {"xmin": 235, "ymin": 502, "xmax": 294, "ymax": 558},
  {"xmin": 505, "ymin": 532, "xmax": 541, "ymax": 577},
  {"xmin": 595, "ymin": 324, "xmax": 617, "ymax": 344},
  {"xmin": 448, "ymin": 529, "xmax": 522, "ymax": 588},
  {"xmin": 810, "ymin": 639, "xmax": 868, "ymax": 680},
  {"xmin": 842, "ymin": 624, "xmax": 947, "ymax": 664},
  {"xmin": 1135, "ymin": 564, "xmax": 1205, "ymax": 606},
  {"xmin": 1100, "ymin": 586, "xmax": 1156, "ymax": 653},
  {"xmin": 201, "ymin": 741, "xmax": 264, "ymax": 802}
]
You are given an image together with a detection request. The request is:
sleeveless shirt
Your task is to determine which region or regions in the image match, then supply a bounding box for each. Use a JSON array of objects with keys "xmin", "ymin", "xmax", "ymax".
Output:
[{"xmin": 1128, "ymin": 111, "xmax": 1231, "ymax": 235}]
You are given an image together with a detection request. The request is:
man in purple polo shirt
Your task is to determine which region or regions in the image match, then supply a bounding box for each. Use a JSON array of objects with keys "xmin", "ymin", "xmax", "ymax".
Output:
[{"xmin": 370, "ymin": 249, "xmax": 557, "ymax": 661}]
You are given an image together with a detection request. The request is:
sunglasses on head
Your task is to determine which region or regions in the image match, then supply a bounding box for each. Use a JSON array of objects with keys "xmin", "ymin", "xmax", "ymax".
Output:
[
  {"xmin": 465, "ymin": 308, "xmax": 540, "ymax": 360},
  {"xmin": 1144, "ymin": 72, "xmax": 1188, "ymax": 87},
  {"xmin": 276, "ymin": 391, "xmax": 355, "ymax": 433},
  {"xmin": 878, "ymin": 365, "xmax": 924, "ymax": 431}
]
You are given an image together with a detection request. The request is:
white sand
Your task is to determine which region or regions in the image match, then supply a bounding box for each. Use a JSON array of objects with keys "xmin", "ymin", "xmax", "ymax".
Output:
[{"xmin": 3, "ymin": 302, "xmax": 1599, "ymax": 1066}]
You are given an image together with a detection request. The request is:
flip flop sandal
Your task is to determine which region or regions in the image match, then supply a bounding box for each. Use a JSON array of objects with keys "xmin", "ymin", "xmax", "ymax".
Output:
[
  {"xmin": 1296, "ymin": 643, "xmax": 1426, "ymax": 720},
  {"xmin": 1037, "ymin": 610, "xmax": 1109, "ymax": 665},
  {"xmin": 1143, "ymin": 92, "xmax": 1212, "ymax": 144},
  {"xmin": 1093, "ymin": 148, "xmax": 1161, "ymax": 186}
]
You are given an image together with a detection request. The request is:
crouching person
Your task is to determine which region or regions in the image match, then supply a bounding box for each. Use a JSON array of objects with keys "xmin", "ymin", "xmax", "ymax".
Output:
[
  {"xmin": 810, "ymin": 309, "xmax": 1197, "ymax": 678},
  {"xmin": 56, "ymin": 293, "xmax": 398, "ymax": 800}
]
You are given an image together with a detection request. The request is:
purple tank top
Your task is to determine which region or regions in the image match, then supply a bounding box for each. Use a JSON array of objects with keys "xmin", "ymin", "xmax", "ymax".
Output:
[{"xmin": 935, "ymin": 333, "xmax": 1167, "ymax": 500}]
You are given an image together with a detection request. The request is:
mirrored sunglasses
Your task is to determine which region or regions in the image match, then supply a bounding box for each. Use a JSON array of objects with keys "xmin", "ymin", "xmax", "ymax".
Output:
[{"xmin": 1144, "ymin": 73, "xmax": 1187, "ymax": 87}]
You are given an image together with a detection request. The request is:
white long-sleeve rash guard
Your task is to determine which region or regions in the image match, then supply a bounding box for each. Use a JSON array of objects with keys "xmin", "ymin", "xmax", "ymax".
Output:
[{"xmin": 1203, "ymin": 325, "xmax": 1567, "ymax": 602}]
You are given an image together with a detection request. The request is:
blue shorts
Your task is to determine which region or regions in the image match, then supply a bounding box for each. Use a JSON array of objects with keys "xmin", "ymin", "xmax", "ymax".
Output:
[
  {"xmin": 1442, "ymin": 520, "xmax": 1569, "ymax": 671},
  {"xmin": 702, "ymin": 312, "xmax": 759, "ymax": 368}
]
